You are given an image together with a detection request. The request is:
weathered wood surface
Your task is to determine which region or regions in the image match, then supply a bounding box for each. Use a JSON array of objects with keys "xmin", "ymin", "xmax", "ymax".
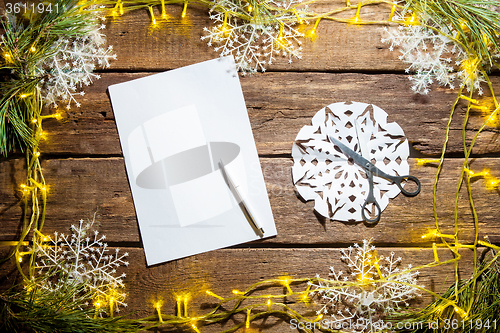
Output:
[
  {"xmin": 1, "ymin": 1, "xmax": 500, "ymax": 330},
  {"xmin": 38, "ymin": 72, "xmax": 500, "ymax": 157},
  {"xmin": 2, "ymin": 156, "xmax": 500, "ymax": 244}
]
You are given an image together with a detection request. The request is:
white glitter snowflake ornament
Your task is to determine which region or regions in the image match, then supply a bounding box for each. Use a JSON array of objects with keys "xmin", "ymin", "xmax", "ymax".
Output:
[
  {"xmin": 310, "ymin": 240, "xmax": 420, "ymax": 333},
  {"xmin": 292, "ymin": 102, "xmax": 410, "ymax": 222},
  {"xmin": 38, "ymin": 6, "xmax": 116, "ymax": 109},
  {"xmin": 381, "ymin": 11, "xmax": 489, "ymax": 95},
  {"xmin": 202, "ymin": 0, "xmax": 305, "ymax": 73},
  {"xmin": 34, "ymin": 218, "xmax": 129, "ymax": 315}
]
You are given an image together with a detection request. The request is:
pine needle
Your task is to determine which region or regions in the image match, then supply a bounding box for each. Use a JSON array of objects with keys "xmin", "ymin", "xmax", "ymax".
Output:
[
  {"xmin": 0, "ymin": 0, "xmax": 104, "ymax": 156},
  {"xmin": 388, "ymin": 249, "xmax": 500, "ymax": 332},
  {"xmin": 0, "ymin": 272, "xmax": 143, "ymax": 333},
  {"xmin": 404, "ymin": 0, "xmax": 500, "ymax": 65}
]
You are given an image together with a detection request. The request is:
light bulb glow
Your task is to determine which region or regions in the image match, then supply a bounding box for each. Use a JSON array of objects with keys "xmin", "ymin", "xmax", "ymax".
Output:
[
  {"xmin": 454, "ymin": 306, "xmax": 467, "ymax": 318},
  {"xmin": 460, "ymin": 95, "xmax": 480, "ymax": 104},
  {"xmin": 485, "ymin": 178, "xmax": 500, "ymax": 190},
  {"xmin": 358, "ymin": 272, "xmax": 372, "ymax": 283},
  {"xmin": 183, "ymin": 296, "xmax": 188, "ymax": 317},
  {"xmin": 280, "ymin": 276, "xmax": 293, "ymax": 294},
  {"xmin": 148, "ymin": 6, "xmax": 156, "ymax": 25},
  {"xmin": 464, "ymin": 168, "xmax": 490, "ymax": 178},
  {"xmin": 191, "ymin": 323, "xmax": 201, "ymax": 333},
  {"xmin": 351, "ymin": 2, "xmax": 362, "ymax": 24},
  {"xmin": 416, "ymin": 158, "xmax": 441, "ymax": 166},
  {"xmin": 154, "ymin": 300, "xmax": 163, "ymax": 323},
  {"xmin": 460, "ymin": 58, "xmax": 480, "ymax": 81},
  {"xmin": 459, "ymin": 19, "xmax": 469, "ymax": 32},
  {"xmin": 374, "ymin": 261, "xmax": 383, "ymax": 278},
  {"xmin": 405, "ymin": 12, "xmax": 418, "ymax": 26},
  {"xmin": 305, "ymin": 18, "xmax": 321, "ymax": 41},
  {"xmin": 182, "ymin": 2, "xmax": 188, "ymax": 18},
  {"xmin": 389, "ymin": 4, "xmax": 397, "ymax": 21},
  {"xmin": 274, "ymin": 23, "xmax": 288, "ymax": 49},
  {"xmin": 314, "ymin": 313, "xmax": 323, "ymax": 322},
  {"xmin": 205, "ymin": 290, "xmax": 224, "ymax": 300},
  {"xmin": 3, "ymin": 53, "xmax": 12, "ymax": 63},
  {"xmin": 421, "ymin": 230, "xmax": 439, "ymax": 239},
  {"xmin": 292, "ymin": 8, "xmax": 303, "ymax": 24},
  {"xmin": 176, "ymin": 296, "xmax": 182, "ymax": 317},
  {"xmin": 161, "ymin": 0, "xmax": 167, "ymax": 18},
  {"xmin": 245, "ymin": 309, "xmax": 251, "ymax": 328}
]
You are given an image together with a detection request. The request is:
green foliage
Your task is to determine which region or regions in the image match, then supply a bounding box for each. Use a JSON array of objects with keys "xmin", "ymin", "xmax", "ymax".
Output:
[
  {"xmin": 389, "ymin": 250, "xmax": 500, "ymax": 332},
  {"xmin": 0, "ymin": 273, "xmax": 143, "ymax": 333},
  {"xmin": 404, "ymin": 0, "xmax": 500, "ymax": 64},
  {"xmin": 0, "ymin": 0, "xmax": 99, "ymax": 156}
]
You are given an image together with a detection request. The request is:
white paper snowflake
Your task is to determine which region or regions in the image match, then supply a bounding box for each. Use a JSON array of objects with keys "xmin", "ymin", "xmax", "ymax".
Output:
[
  {"xmin": 34, "ymin": 218, "xmax": 129, "ymax": 315},
  {"xmin": 38, "ymin": 6, "xmax": 116, "ymax": 109},
  {"xmin": 292, "ymin": 102, "xmax": 410, "ymax": 222},
  {"xmin": 201, "ymin": 0, "xmax": 305, "ymax": 73},
  {"xmin": 381, "ymin": 12, "xmax": 488, "ymax": 94},
  {"xmin": 310, "ymin": 240, "xmax": 420, "ymax": 333}
]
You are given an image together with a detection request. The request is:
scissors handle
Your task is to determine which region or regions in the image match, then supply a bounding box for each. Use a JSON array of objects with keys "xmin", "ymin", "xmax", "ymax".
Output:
[
  {"xmin": 361, "ymin": 171, "xmax": 381, "ymax": 224},
  {"xmin": 393, "ymin": 175, "xmax": 421, "ymax": 197}
]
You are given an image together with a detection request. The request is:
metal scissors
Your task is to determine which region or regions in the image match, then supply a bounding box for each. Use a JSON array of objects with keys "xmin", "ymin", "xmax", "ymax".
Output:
[{"xmin": 328, "ymin": 132, "xmax": 421, "ymax": 224}]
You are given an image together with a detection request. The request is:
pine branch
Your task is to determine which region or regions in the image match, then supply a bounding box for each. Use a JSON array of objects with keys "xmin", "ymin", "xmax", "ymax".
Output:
[
  {"xmin": 0, "ymin": 272, "xmax": 143, "ymax": 333},
  {"xmin": 0, "ymin": 0, "xmax": 110, "ymax": 156},
  {"xmin": 404, "ymin": 0, "xmax": 500, "ymax": 64},
  {"xmin": 388, "ymin": 250, "xmax": 500, "ymax": 332}
]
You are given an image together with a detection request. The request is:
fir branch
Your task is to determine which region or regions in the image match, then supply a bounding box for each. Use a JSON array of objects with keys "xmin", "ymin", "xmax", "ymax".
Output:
[
  {"xmin": 0, "ymin": 0, "xmax": 112, "ymax": 156},
  {"xmin": 404, "ymin": 0, "xmax": 500, "ymax": 64},
  {"xmin": 0, "ymin": 272, "xmax": 142, "ymax": 333},
  {"xmin": 388, "ymin": 249, "xmax": 500, "ymax": 332}
]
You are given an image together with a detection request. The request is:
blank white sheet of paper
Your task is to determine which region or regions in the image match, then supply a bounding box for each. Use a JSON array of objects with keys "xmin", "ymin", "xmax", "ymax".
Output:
[{"xmin": 108, "ymin": 57, "xmax": 276, "ymax": 265}]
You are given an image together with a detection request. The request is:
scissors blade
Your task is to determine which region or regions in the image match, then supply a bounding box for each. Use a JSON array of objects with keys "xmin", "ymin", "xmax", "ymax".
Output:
[
  {"xmin": 329, "ymin": 135, "xmax": 398, "ymax": 181},
  {"xmin": 328, "ymin": 135, "xmax": 373, "ymax": 171},
  {"xmin": 354, "ymin": 120, "xmax": 371, "ymax": 159}
]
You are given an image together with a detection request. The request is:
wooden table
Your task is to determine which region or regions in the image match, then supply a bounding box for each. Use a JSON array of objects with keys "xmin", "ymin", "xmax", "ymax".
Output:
[{"xmin": 1, "ymin": 2, "xmax": 500, "ymax": 331}]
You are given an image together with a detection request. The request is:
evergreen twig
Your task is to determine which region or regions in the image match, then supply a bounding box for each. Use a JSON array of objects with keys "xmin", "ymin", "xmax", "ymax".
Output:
[{"xmin": 0, "ymin": 271, "xmax": 143, "ymax": 333}]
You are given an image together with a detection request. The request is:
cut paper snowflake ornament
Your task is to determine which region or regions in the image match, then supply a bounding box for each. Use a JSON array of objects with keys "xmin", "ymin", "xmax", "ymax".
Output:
[
  {"xmin": 310, "ymin": 240, "xmax": 420, "ymax": 333},
  {"xmin": 34, "ymin": 219, "xmax": 129, "ymax": 315},
  {"xmin": 292, "ymin": 102, "xmax": 410, "ymax": 222}
]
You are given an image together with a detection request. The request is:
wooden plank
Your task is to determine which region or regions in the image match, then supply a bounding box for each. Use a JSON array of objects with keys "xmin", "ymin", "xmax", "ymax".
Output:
[
  {"xmin": 2, "ymin": 157, "xmax": 500, "ymax": 245},
  {"xmin": 0, "ymin": 246, "xmax": 475, "ymax": 332},
  {"xmin": 40, "ymin": 72, "xmax": 500, "ymax": 156},
  {"xmin": 104, "ymin": 1, "xmax": 402, "ymax": 72}
]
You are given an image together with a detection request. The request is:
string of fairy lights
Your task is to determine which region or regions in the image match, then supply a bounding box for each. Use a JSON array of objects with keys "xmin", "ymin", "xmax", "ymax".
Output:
[{"xmin": 1, "ymin": 0, "xmax": 500, "ymax": 331}]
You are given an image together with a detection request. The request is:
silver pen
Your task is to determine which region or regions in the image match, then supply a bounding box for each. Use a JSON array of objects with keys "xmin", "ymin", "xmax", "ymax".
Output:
[{"xmin": 218, "ymin": 160, "xmax": 264, "ymax": 237}]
